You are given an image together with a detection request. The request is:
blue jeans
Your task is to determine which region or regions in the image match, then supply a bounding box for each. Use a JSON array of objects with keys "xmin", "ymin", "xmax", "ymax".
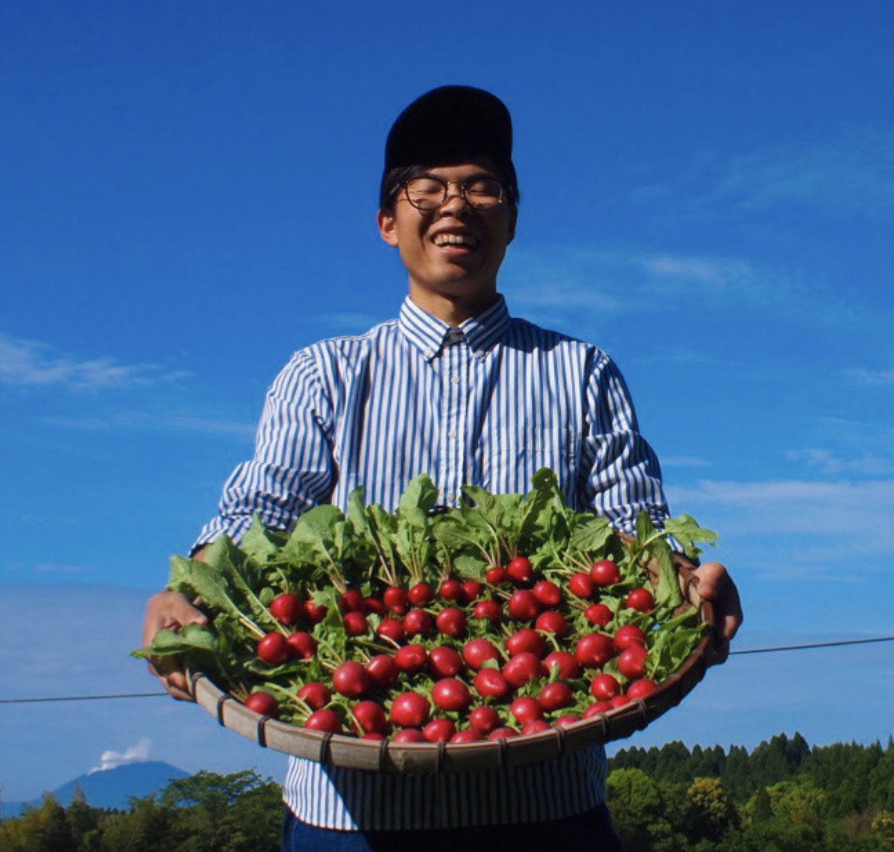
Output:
[{"xmin": 281, "ymin": 805, "xmax": 625, "ymax": 851}]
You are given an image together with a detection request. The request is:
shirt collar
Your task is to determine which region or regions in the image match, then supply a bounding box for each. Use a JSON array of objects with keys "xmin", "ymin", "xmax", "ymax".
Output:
[{"xmin": 398, "ymin": 295, "xmax": 511, "ymax": 361}]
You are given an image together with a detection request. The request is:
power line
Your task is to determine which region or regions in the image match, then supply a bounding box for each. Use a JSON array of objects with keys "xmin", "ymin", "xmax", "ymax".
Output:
[
  {"xmin": 2, "ymin": 635, "xmax": 892, "ymax": 706},
  {"xmin": 729, "ymin": 635, "xmax": 894, "ymax": 656}
]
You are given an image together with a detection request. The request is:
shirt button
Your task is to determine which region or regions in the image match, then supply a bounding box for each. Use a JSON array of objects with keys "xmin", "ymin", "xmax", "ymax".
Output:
[
  {"xmin": 451, "ymin": 375, "xmax": 460, "ymax": 385},
  {"xmin": 447, "ymin": 430, "xmax": 456, "ymax": 440}
]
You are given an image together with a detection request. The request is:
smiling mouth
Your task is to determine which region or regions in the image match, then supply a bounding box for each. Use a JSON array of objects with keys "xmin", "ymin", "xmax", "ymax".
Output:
[{"xmin": 432, "ymin": 232, "xmax": 479, "ymax": 248}]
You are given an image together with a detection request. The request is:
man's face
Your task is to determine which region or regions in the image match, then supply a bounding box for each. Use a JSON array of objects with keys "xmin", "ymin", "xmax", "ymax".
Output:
[{"xmin": 377, "ymin": 158, "xmax": 516, "ymax": 319}]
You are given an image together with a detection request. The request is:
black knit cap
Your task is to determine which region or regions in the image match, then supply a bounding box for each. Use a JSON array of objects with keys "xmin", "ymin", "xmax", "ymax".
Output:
[{"xmin": 380, "ymin": 85, "xmax": 518, "ymax": 208}]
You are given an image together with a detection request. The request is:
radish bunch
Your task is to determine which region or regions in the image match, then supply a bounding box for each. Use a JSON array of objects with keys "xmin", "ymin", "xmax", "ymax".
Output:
[{"xmin": 137, "ymin": 469, "xmax": 716, "ymax": 744}]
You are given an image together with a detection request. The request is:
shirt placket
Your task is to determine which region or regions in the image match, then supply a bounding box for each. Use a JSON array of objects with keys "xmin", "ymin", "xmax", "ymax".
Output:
[{"xmin": 439, "ymin": 329, "xmax": 471, "ymax": 505}]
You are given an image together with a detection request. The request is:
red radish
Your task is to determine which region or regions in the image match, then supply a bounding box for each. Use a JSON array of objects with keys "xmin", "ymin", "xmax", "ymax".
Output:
[
  {"xmin": 544, "ymin": 650, "xmax": 581, "ymax": 679},
  {"xmin": 435, "ymin": 606, "xmax": 467, "ymax": 638},
  {"xmin": 342, "ymin": 611, "xmax": 369, "ymax": 637},
  {"xmin": 244, "ymin": 691, "xmax": 279, "ymax": 718},
  {"xmin": 362, "ymin": 732, "xmax": 386, "ymax": 741},
  {"xmin": 568, "ymin": 572, "xmax": 594, "ymax": 599},
  {"xmin": 394, "ymin": 644, "xmax": 428, "ymax": 675},
  {"xmin": 302, "ymin": 598, "xmax": 328, "ymax": 625},
  {"xmin": 556, "ymin": 714, "xmax": 580, "ymax": 727},
  {"xmin": 626, "ymin": 678, "xmax": 658, "ymax": 699},
  {"xmin": 614, "ymin": 624, "xmax": 647, "ymax": 650},
  {"xmin": 391, "ymin": 692, "xmax": 430, "ymax": 728},
  {"xmin": 332, "ymin": 661, "xmax": 371, "ymax": 698},
  {"xmin": 376, "ymin": 618, "xmax": 406, "ymax": 644},
  {"xmin": 590, "ymin": 559, "xmax": 621, "ymax": 586},
  {"xmin": 403, "ymin": 608, "xmax": 433, "ymax": 637},
  {"xmin": 585, "ymin": 603, "xmax": 613, "ymax": 627},
  {"xmin": 305, "ymin": 708, "xmax": 343, "ymax": 733},
  {"xmin": 473, "ymin": 668, "xmax": 511, "ymax": 700},
  {"xmin": 532, "ymin": 580, "xmax": 562, "ymax": 607},
  {"xmin": 508, "ymin": 589, "xmax": 540, "ymax": 621},
  {"xmin": 439, "ymin": 578, "xmax": 466, "ymax": 603},
  {"xmin": 473, "ymin": 599, "xmax": 502, "ymax": 624},
  {"xmin": 625, "ymin": 588, "xmax": 655, "ymax": 613},
  {"xmin": 270, "ymin": 593, "xmax": 302, "ymax": 625},
  {"xmin": 365, "ymin": 655, "xmax": 399, "ymax": 689},
  {"xmin": 591, "ymin": 673, "xmax": 621, "ymax": 701},
  {"xmin": 503, "ymin": 651, "xmax": 544, "ymax": 688},
  {"xmin": 392, "ymin": 728, "xmax": 426, "ymax": 743},
  {"xmin": 507, "ymin": 556, "xmax": 534, "ymax": 584},
  {"xmin": 463, "ymin": 580, "xmax": 484, "ymax": 600},
  {"xmin": 469, "ymin": 705, "xmax": 501, "ymax": 735},
  {"xmin": 610, "ymin": 694, "xmax": 633, "ymax": 709},
  {"xmin": 383, "ymin": 586, "xmax": 409, "ymax": 614},
  {"xmin": 462, "ymin": 638, "xmax": 501, "ymax": 670},
  {"xmin": 535, "ymin": 610, "xmax": 569, "ymax": 639},
  {"xmin": 488, "ymin": 727, "xmax": 519, "ymax": 740},
  {"xmin": 485, "ymin": 565, "xmax": 508, "ymax": 585},
  {"xmin": 423, "ymin": 718, "xmax": 457, "ymax": 742},
  {"xmin": 298, "ymin": 682, "xmax": 331, "ymax": 710},
  {"xmin": 575, "ymin": 633, "xmax": 615, "ymax": 668},
  {"xmin": 286, "ymin": 631, "xmax": 316, "ymax": 660},
  {"xmin": 521, "ymin": 720, "xmax": 551, "ymax": 735},
  {"xmin": 584, "ymin": 701, "xmax": 614, "ymax": 717},
  {"xmin": 339, "ymin": 589, "xmax": 365, "ymax": 613},
  {"xmin": 432, "ymin": 678, "xmax": 472, "ymax": 713},
  {"xmin": 506, "ymin": 628, "xmax": 547, "ymax": 658},
  {"xmin": 352, "ymin": 700, "xmax": 387, "ymax": 735},
  {"xmin": 408, "ymin": 582, "xmax": 434, "ymax": 606},
  {"xmin": 363, "ymin": 596, "xmax": 386, "ymax": 616},
  {"xmin": 538, "ymin": 681, "xmax": 573, "ymax": 712},
  {"xmin": 451, "ymin": 728, "xmax": 485, "ymax": 743},
  {"xmin": 256, "ymin": 633, "xmax": 291, "ymax": 665},
  {"xmin": 428, "ymin": 645, "xmax": 464, "ymax": 678},
  {"xmin": 617, "ymin": 646, "xmax": 649, "ymax": 679}
]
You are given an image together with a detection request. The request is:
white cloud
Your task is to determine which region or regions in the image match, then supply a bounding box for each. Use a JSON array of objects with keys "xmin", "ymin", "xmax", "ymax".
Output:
[
  {"xmin": 89, "ymin": 737, "xmax": 152, "ymax": 774},
  {"xmin": 667, "ymin": 477, "xmax": 894, "ymax": 551},
  {"xmin": 846, "ymin": 366, "xmax": 894, "ymax": 386},
  {"xmin": 710, "ymin": 126, "xmax": 894, "ymax": 217},
  {"xmin": 787, "ymin": 447, "xmax": 894, "ymax": 477},
  {"xmin": 39, "ymin": 411, "xmax": 256, "ymax": 440},
  {"xmin": 661, "ymin": 455, "xmax": 711, "ymax": 468},
  {"xmin": 0, "ymin": 332, "xmax": 189, "ymax": 391}
]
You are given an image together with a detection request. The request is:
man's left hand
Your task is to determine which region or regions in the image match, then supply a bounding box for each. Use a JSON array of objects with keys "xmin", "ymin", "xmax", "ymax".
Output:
[{"xmin": 690, "ymin": 561, "xmax": 742, "ymax": 665}]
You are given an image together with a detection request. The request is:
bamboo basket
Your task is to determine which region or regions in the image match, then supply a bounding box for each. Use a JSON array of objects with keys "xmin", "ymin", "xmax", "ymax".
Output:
[{"xmin": 188, "ymin": 553, "xmax": 714, "ymax": 774}]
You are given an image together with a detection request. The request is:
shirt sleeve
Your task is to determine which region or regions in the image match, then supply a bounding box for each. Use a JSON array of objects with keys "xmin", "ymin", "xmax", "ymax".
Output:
[
  {"xmin": 579, "ymin": 350, "xmax": 671, "ymax": 535},
  {"xmin": 192, "ymin": 348, "xmax": 337, "ymax": 549}
]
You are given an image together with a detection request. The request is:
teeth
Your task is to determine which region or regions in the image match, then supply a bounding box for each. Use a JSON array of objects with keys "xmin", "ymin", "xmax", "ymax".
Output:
[{"xmin": 433, "ymin": 233, "xmax": 478, "ymax": 247}]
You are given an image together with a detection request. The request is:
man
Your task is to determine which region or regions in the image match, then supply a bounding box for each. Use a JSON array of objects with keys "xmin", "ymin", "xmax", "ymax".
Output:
[{"xmin": 144, "ymin": 86, "xmax": 742, "ymax": 851}]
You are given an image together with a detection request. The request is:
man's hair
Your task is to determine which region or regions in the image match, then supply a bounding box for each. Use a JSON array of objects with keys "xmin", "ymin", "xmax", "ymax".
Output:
[{"xmin": 379, "ymin": 86, "xmax": 519, "ymax": 212}]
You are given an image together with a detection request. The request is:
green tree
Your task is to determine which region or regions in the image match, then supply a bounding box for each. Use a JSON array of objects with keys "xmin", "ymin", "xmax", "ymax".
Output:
[
  {"xmin": 159, "ymin": 769, "xmax": 281, "ymax": 852},
  {"xmin": 608, "ymin": 767, "xmax": 684, "ymax": 852},
  {"xmin": 685, "ymin": 777, "xmax": 738, "ymax": 842}
]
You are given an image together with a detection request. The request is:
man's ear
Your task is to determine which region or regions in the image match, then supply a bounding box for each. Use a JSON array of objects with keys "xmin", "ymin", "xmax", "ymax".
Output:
[
  {"xmin": 506, "ymin": 207, "xmax": 517, "ymax": 244},
  {"xmin": 377, "ymin": 209, "xmax": 399, "ymax": 247}
]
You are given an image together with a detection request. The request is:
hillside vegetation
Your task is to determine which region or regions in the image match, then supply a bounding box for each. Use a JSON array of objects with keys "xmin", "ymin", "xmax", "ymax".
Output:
[{"xmin": 2, "ymin": 734, "xmax": 893, "ymax": 851}]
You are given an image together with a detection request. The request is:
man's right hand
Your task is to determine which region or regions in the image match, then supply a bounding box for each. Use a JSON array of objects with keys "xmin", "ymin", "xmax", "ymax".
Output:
[{"xmin": 142, "ymin": 590, "xmax": 208, "ymax": 701}]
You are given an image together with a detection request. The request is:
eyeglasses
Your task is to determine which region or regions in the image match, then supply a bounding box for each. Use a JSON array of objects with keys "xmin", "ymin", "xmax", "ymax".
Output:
[{"xmin": 399, "ymin": 175, "xmax": 507, "ymax": 211}]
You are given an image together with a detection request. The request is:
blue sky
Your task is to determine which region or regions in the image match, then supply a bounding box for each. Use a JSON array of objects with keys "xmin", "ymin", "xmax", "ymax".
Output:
[{"xmin": 2, "ymin": 1, "xmax": 893, "ymax": 801}]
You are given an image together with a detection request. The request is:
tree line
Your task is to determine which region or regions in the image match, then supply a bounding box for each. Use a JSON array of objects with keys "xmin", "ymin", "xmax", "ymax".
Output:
[{"xmin": 2, "ymin": 733, "xmax": 893, "ymax": 851}]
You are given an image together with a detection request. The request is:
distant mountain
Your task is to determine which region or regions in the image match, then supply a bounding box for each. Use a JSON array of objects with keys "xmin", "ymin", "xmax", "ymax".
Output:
[{"xmin": 3, "ymin": 761, "xmax": 189, "ymax": 819}]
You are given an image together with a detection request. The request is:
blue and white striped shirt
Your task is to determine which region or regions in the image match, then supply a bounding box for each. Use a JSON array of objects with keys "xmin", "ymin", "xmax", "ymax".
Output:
[{"xmin": 196, "ymin": 294, "xmax": 670, "ymax": 830}]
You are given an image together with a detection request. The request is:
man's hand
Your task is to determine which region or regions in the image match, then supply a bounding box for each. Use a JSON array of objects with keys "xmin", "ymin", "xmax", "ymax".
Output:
[
  {"xmin": 142, "ymin": 589, "xmax": 208, "ymax": 701},
  {"xmin": 691, "ymin": 561, "xmax": 742, "ymax": 665},
  {"xmin": 674, "ymin": 555, "xmax": 742, "ymax": 666}
]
